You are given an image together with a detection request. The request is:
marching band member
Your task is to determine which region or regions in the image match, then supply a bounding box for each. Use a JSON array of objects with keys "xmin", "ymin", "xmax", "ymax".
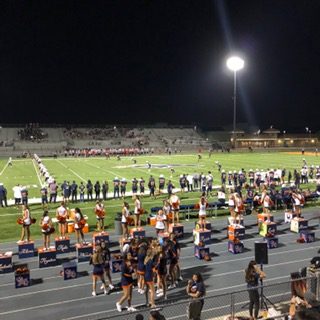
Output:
[
  {"xmin": 198, "ymin": 195, "xmax": 208, "ymax": 230},
  {"xmin": 56, "ymin": 201, "xmax": 68, "ymax": 239},
  {"xmin": 169, "ymin": 193, "xmax": 180, "ymax": 225},
  {"xmin": 121, "ymin": 202, "xmax": 130, "ymax": 238},
  {"xmin": 94, "ymin": 200, "xmax": 105, "ymax": 231},
  {"xmin": 155, "ymin": 209, "xmax": 166, "ymax": 234},
  {"xmin": 18, "ymin": 204, "xmax": 32, "ymax": 243},
  {"xmin": 133, "ymin": 195, "xmax": 142, "ymax": 228},
  {"xmin": 40, "ymin": 210, "xmax": 54, "ymax": 250},
  {"xmin": 116, "ymin": 254, "xmax": 137, "ymax": 312},
  {"xmin": 74, "ymin": 207, "xmax": 86, "ymax": 245}
]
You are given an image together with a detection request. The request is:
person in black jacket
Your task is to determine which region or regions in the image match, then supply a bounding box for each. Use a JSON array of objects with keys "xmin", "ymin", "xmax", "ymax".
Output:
[{"xmin": 87, "ymin": 180, "xmax": 93, "ymax": 201}]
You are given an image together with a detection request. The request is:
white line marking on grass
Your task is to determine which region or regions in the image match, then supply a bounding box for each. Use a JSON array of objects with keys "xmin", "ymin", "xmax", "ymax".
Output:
[
  {"xmin": 32, "ymin": 159, "xmax": 43, "ymax": 186},
  {"xmin": 83, "ymin": 160, "xmax": 119, "ymax": 177},
  {"xmin": 0, "ymin": 161, "xmax": 8, "ymax": 176},
  {"xmin": 56, "ymin": 159, "xmax": 86, "ymax": 182}
]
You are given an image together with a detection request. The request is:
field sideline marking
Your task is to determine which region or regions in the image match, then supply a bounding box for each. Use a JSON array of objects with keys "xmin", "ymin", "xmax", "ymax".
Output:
[
  {"xmin": 0, "ymin": 160, "xmax": 8, "ymax": 176},
  {"xmin": 32, "ymin": 159, "xmax": 43, "ymax": 187},
  {"xmin": 55, "ymin": 159, "xmax": 86, "ymax": 182}
]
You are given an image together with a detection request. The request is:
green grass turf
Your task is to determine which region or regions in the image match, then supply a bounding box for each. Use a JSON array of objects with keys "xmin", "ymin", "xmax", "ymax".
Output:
[{"xmin": 0, "ymin": 151, "xmax": 319, "ymax": 242}]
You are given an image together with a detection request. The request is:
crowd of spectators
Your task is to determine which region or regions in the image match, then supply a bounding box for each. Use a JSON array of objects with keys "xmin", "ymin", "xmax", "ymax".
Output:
[{"xmin": 17, "ymin": 123, "xmax": 48, "ymax": 142}]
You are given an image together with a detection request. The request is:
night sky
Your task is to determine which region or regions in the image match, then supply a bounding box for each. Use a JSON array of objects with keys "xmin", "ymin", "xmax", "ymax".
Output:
[{"xmin": 1, "ymin": 0, "xmax": 320, "ymax": 130}]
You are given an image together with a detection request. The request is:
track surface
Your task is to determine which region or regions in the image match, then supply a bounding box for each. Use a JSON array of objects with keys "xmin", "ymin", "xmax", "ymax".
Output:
[{"xmin": 0, "ymin": 210, "xmax": 319, "ymax": 320}]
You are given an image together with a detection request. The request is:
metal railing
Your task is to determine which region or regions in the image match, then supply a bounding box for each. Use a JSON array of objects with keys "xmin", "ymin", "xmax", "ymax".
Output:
[{"xmin": 91, "ymin": 273, "xmax": 320, "ymax": 320}]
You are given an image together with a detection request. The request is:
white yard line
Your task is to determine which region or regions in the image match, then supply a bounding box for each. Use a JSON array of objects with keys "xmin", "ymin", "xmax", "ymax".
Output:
[
  {"xmin": 32, "ymin": 159, "xmax": 43, "ymax": 186},
  {"xmin": 56, "ymin": 159, "xmax": 86, "ymax": 182}
]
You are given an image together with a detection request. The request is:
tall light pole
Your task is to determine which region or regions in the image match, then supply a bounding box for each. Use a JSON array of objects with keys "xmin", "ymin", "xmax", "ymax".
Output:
[{"xmin": 226, "ymin": 56, "xmax": 244, "ymax": 148}]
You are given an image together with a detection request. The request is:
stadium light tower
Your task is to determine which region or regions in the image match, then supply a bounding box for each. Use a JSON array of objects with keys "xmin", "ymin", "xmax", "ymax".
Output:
[{"xmin": 226, "ymin": 56, "xmax": 244, "ymax": 147}]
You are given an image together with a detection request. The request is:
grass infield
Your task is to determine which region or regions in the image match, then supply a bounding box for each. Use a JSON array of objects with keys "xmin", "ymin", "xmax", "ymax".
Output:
[{"xmin": 0, "ymin": 151, "xmax": 319, "ymax": 242}]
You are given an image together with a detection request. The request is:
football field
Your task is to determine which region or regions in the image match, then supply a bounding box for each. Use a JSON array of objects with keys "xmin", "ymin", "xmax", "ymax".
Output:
[{"xmin": 0, "ymin": 151, "xmax": 319, "ymax": 242}]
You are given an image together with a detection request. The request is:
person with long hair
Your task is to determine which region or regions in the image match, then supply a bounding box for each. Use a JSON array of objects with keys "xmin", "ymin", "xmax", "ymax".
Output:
[
  {"xmin": 134, "ymin": 195, "xmax": 142, "ymax": 228},
  {"xmin": 19, "ymin": 204, "xmax": 32, "ymax": 243},
  {"xmin": 56, "ymin": 201, "xmax": 68, "ymax": 239},
  {"xmin": 94, "ymin": 200, "xmax": 105, "ymax": 231},
  {"xmin": 40, "ymin": 210, "xmax": 53, "ymax": 250},
  {"xmin": 100, "ymin": 240, "xmax": 114, "ymax": 290},
  {"xmin": 155, "ymin": 210, "xmax": 166, "ymax": 234},
  {"xmin": 144, "ymin": 248, "xmax": 156, "ymax": 308},
  {"xmin": 169, "ymin": 193, "xmax": 180, "ymax": 225},
  {"xmin": 74, "ymin": 207, "xmax": 86, "ymax": 245},
  {"xmin": 91, "ymin": 245, "xmax": 107, "ymax": 296},
  {"xmin": 116, "ymin": 254, "xmax": 137, "ymax": 312},
  {"xmin": 121, "ymin": 202, "xmax": 130, "ymax": 238},
  {"xmin": 245, "ymin": 260, "xmax": 266, "ymax": 320},
  {"xmin": 137, "ymin": 243, "xmax": 147, "ymax": 294},
  {"xmin": 186, "ymin": 272, "xmax": 206, "ymax": 319},
  {"xmin": 198, "ymin": 195, "xmax": 208, "ymax": 231},
  {"xmin": 156, "ymin": 247, "xmax": 168, "ymax": 300},
  {"xmin": 162, "ymin": 199, "xmax": 171, "ymax": 231}
]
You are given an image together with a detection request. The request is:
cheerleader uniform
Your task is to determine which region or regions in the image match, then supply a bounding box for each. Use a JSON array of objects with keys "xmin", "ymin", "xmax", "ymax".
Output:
[
  {"xmin": 122, "ymin": 207, "xmax": 129, "ymax": 224},
  {"xmin": 23, "ymin": 209, "xmax": 31, "ymax": 226},
  {"xmin": 41, "ymin": 216, "xmax": 51, "ymax": 234},
  {"xmin": 144, "ymin": 259, "xmax": 154, "ymax": 285},
  {"xmin": 134, "ymin": 199, "xmax": 141, "ymax": 216},
  {"xmin": 74, "ymin": 212, "xmax": 82, "ymax": 230},
  {"xmin": 155, "ymin": 213, "xmax": 166, "ymax": 232},
  {"xmin": 121, "ymin": 262, "xmax": 133, "ymax": 288},
  {"xmin": 57, "ymin": 205, "xmax": 67, "ymax": 223},
  {"xmin": 137, "ymin": 252, "xmax": 146, "ymax": 275},
  {"xmin": 199, "ymin": 203, "xmax": 207, "ymax": 217}
]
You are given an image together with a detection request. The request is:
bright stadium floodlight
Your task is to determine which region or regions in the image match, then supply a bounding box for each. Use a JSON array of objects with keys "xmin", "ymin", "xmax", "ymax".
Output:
[{"xmin": 226, "ymin": 56, "xmax": 244, "ymax": 148}]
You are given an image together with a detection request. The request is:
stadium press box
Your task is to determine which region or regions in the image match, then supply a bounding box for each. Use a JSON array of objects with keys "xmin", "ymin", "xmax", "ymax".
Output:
[
  {"xmin": 228, "ymin": 240, "xmax": 244, "ymax": 254},
  {"xmin": 227, "ymin": 224, "xmax": 245, "ymax": 241},
  {"xmin": 264, "ymin": 237, "xmax": 279, "ymax": 249},
  {"xmin": 168, "ymin": 223, "xmax": 184, "ymax": 238},
  {"xmin": 62, "ymin": 262, "xmax": 77, "ymax": 280},
  {"xmin": 193, "ymin": 229, "xmax": 211, "ymax": 245},
  {"xmin": 129, "ymin": 228, "xmax": 146, "ymax": 239},
  {"xmin": 257, "ymin": 213, "xmax": 274, "ymax": 224},
  {"xmin": 76, "ymin": 243, "xmax": 93, "ymax": 263},
  {"xmin": 284, "ymin": 211, "xmax": 298, "ymax": 223},
  {"xmin": 38, "ymin": 248, "xmax": 57, "ymax": 268},
  {"xmin": 158, "ymin": 232, "xmax": 170, "ymax": 245},
  {"xmin": 290, "ymin": 218, "xmax": 308, "ymax": 233},
  {"xmin": 18, "ymin": 241, "xmax": 35, "ymax": 259},
  {"xmin": 259, "ymin": 222, "xmax": 277, "ymax": 237},
  {"xmin": 14, "ymin": 264, "xmax": 30, "ymax": 289},
  {"xmin": 93, "ymin": 232, "xmax": 109, "ymax": 246},
  {"xmin": 300, "ymin": 230, "xmax": 315, "ymax": 243},
  {"xmin": 0, "ymin": 252, "xmax": 13, "ymax": 274},
  {"xmin": 194, "ymin": 246, "xmax": 210, "ymax": 260},
  {"xmin": 55, "ymin": 237, "xmax": 71, "ymax": 254},
  {"xmin": 195, "ymin": 221, "xmax": 211, "ymax": 230},
  {"xmin": 111, "ymin": 254, "xmax": 123, "ymax": 273}
]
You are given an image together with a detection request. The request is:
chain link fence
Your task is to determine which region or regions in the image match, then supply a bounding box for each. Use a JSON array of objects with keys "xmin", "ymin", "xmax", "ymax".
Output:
[{"xmin": 89, "ymin": 273, "xmax": 320, "ymax": 320}]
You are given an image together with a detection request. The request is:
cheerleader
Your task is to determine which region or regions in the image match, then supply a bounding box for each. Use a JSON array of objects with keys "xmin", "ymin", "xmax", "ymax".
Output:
[
  {"xmin": 19, "ymin": 205, "xmax": 31, "ymax": 243},
  {"xmin": 198, "ymin": 196, "xmax": 208, "ymax": 231},
  {"xmin": 169, "ymin": 193, "xmax": 180, "ymax": 225},
  {"xmin": 156, "ymin": 247, "xmax": 168, "ymax": 300},
  {"xmin": 116, "ymin": 255, "xmax": 137, "ymax": 312},
  {"xmin": 74, "ymin": 207, "xmax": 86, "ymax": 245},
  {"xmin": 292, "ymin": 190, "xmax": 303, "ymax": 216},
  {"xmin": 234, "ymin": 192, "xmax": 244, "ymax": 224},
  {"xmin": 144, "ymin": 249, "xmax": 156, "ymax": 308},
  {"xmin": 94, "ymin": 200, "xmax": 105, "ymax": 231},
  {"xmin": 162, "ymin": 200, "xmax": 171, "ymax": 231},
  {"xmin": 121, "ymin": 202, "xmax": 130, "ymax": 238},
  {"xmin": 91, "ymin": 245, "xmax": 107, "ymax": 296},
  {"xmin": 155, "ymin": 210, "xmax": 166, "ymax": 234},
  {"xmin": 40, "ymin": 210, "xmax": 53, "ymax": 250},
  {"xmin": 133, "ymin": 195, "xmax": 142, "ymax": 228},
  {"xmin": 228, "ymin": 189, "xmax": 236, "ymax": 218},
  {"xmin": 260, "ymin": 186, "xmax": 273, "ymax": 216},
  {"xmin": 137, "ymin": 243, "xmax": 147, "ymax": 294},
  {"xmin": 100, "ymin": 240, "xmax": 114, "ymax": 290},
  {"xmin": 56, "ymin": 201, "xmax": 68, "ymax": 239}
]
